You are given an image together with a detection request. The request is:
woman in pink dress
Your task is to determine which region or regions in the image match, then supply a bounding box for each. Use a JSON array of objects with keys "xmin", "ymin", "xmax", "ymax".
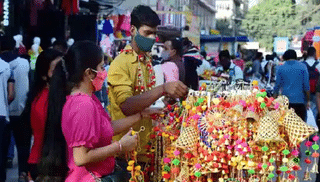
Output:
[{"xmin": 37, "ymin": 41, "xmax": 147, "ymax": 182}]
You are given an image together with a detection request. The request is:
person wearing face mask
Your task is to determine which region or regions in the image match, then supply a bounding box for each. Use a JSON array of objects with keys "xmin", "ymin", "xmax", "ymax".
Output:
[
  {"xmin": 108, "ymin": 5, "xmax": 188, "ymax": 176},
  {"xmin": 161, "ymin": 38, "xmax": 186, "ymax": 84},
  {"xmin": 217, "ymin": 50, "xmax": 243, "ymax": 84},
  {"xmin": 22, "ymin": 49, "xmax": 64, "ymax": 180},
  {"xmin": 36, "ymin": 41, "xmax": 157, "ymax": 182}
]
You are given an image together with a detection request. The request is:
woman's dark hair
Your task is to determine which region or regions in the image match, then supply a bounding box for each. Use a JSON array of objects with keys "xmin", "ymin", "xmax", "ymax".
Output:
[
  {"xmin": 167, "ymin": 38, "xmax": 183, "ymax": 56},
  {"xmin": 219, "ymin": 50, "xmax": 231, "ymax": 60},
  {"xmin": 283, "ymin": 49, "xmax": 297, "ymax": 61},
  {"xmin": 307, "ymin": 47, "xmax": 316, "ymax": 57},
  {"xmin": 33, "ymin": 49, "xmax": 64, "ymax": 98},
  {"xmin": 255, "ymin": 52, "xmax": 263, "ymax": 60},
  {"xmin": 38, "ymin": 41, "xmax": 103, "ymax": 179},
  {"xmin": 21, "ymin": 49, "xmax": 64, "ymax": 164},
  {"xmin": 131, "ymin": 5, "xmax": 161, "ymax": 29},
  {"xmin": 266, "ymin": 55, "xmax": 273, "ymax": 61},
  {"xmin": 53, "ymin": 40, "xmax": 68, "ymax": 54},
  {"xmin": 22, "ymin": 49, "xmax": 63, "ymax": 118}
]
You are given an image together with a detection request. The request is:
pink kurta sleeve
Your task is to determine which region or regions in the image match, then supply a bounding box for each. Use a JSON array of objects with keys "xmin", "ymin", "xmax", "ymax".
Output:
[
  {"xmin": 65, "ymin": 100, "xmax": 101, "ymax": 149},
  {"xmin": 162, "ymin": 62, "xmax": 179, "ymax": 82}
]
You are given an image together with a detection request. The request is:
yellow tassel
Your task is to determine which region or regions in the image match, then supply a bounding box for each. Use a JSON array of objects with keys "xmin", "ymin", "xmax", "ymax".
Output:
[
  {"xmin": 310, "ymin": 162, "xmax": 319, "ymax": 174},
  {"xmin": 213, "ymin": 155, "xmax": 217, "ymax": 161},
  {"xmin": 303, "ymin": 168, "xmax": 311, "ymax": 181},
  {"xmin": 221, "ymin": 158, "xmax": 225, "ymax": 163},
  {"xmin": 213, "ymin": 168, "xmax": 219, "ymax": 173},
  {"xmin": 200, "ymin": 153, "xmax": 204, "ymax": 159},
  {"xmin": 225, "ymin": 139, "xmax": 230, "ymax": 145},
  {"xmin": 243, "ymin": 147, "xmax": 247, "ymax": 152}
]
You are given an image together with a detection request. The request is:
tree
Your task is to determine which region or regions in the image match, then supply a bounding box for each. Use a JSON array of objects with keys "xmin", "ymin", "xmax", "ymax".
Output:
[
  {"xmin": 296, "ymin": 0, "xmax": 320, "ymax": 33},
  {"xmin": 242, "ymin": 0, "xmax": 300, "ymax": 51},
  {"xmin": 216, "ymin": 19, "xmax": 233, "ymax": 36}
]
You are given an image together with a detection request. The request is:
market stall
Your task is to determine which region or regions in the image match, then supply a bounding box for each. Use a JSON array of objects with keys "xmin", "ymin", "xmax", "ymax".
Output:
[{"xmin": 129, "ymin": 81, "xmax": 319, "ymax": 182}]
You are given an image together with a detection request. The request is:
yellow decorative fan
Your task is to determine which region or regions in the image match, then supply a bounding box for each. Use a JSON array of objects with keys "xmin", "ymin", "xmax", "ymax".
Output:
[
  {"xmin": 255, "ymin": 114, "xmax": 284, "ymax": 143},
  {"xmin": 174, "ymin": 127, "xmax": 199, "ymax": 150},
  {"xmin": 282, "ymin": 109, "xmax": 317, "ymax": 146}
]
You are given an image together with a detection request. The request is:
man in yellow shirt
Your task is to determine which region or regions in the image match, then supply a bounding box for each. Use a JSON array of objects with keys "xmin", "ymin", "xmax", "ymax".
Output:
[{"xmin": 108, "ymin": 4, "xmax": 188, "ymax": 172}]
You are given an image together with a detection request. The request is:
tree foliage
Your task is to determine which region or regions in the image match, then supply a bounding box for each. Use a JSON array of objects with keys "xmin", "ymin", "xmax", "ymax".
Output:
[
  {"xmin": 216, "ymin": 19, "xmax": 233, "ymax": 36},
  {"xmin": 242, "ymin": 0, "xmax": 299, "ymax": 50},
  {"xmin": 296, "ymin": 0, "xmax": 320, "ymax": 33}
]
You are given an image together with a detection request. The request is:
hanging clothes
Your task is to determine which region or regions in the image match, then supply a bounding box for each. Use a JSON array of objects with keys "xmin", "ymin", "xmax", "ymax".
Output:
[
  {"xmin": 119, "ymin": 13, "xmax": 131, "ymax": 32},
  {"xmin": 61, "ymin": 0, "xmax": 79, "ymax": 16},
  {"xmin": 30, "ymin": 0, "xmax": 45, "ymax": 26},
  {"xmin": 102, "ymin": 20, "xmax": 113, "ymax": 35}
]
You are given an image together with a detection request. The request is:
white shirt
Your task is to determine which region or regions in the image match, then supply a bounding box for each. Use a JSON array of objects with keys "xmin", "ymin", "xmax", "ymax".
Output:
[
  {"xmin": 230, "ymin": 62, "xmax": 244, "ymax": 83},
  {"xmin": 153, "ymin": 64, "xmax": 164, "ymax": 86},
  {"xmin": 0, "ymin": 60, "xmax": 11, "ymax": 122},
  {"xmin": 215, "ymin": 62, "xmax": 243, "ymax": 83},
  {"xmin": 197, "ymin": 59, "xmax": 212, "ymax": 76},
  {"xmin": 8, "ymin": 57, "xmax": 30, "ymax": 116},
  {"xmin": 305, "ymin": 57, "xmax": 320, "ymax": 71}
]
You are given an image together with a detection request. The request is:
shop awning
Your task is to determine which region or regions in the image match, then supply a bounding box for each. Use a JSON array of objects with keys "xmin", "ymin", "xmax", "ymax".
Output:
[{"xmin": 200, "ymin": 35, "xmax": 249, "ymax": 43}]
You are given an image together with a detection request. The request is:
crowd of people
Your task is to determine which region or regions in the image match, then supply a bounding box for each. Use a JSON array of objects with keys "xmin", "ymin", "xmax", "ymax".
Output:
[{"xmin": 0, "ymin": 4, "xmax": 320, "ymax": 182}]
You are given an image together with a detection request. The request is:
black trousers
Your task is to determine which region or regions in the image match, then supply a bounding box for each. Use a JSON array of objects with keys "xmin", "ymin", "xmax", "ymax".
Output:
[
  {"xmin": 8, "ymin": 116, "xmax": 32, "ymax": 176},
  {"xmin": 0, "ymin": 116, "xmax": 10, "ymax": 182},
  {"xmin": 289, "ymin": 103, "xmax": 307, "ymax": 121}
]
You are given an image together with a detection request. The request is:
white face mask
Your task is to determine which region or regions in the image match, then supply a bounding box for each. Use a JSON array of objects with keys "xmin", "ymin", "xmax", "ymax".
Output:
[{"xmin": 161, "ymin": 50, "xmax": 170, "ymax": 61}]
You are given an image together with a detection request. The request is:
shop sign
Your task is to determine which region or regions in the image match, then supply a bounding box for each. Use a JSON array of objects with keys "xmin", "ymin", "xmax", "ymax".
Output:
[
  {"xmin": 3, "ymin": 0, "xmax": 9, "ymax": 26},
  {"xmin": 274, "ymin": 37, "xmax": 289, "ymax": 54}
]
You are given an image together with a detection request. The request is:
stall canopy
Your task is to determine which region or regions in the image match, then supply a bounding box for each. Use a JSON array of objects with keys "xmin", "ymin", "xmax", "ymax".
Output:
[{"xmin": 200, "ymin": 35, "xmax": 249, "ymax": 43}]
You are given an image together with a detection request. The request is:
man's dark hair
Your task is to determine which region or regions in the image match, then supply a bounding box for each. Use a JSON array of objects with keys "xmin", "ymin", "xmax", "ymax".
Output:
[
  {"xmin": 307, "ymin": 47, "xmax": 316, "ymax": 57},
  {"xmin": 168, "ymin": 38, "xmax": 183, "ymax": 56},
  {"xmin": 200, "ymin": 51, "xmax": 207, "ymax": 59},
  {"xmin": 131, "ymin": 5, "xmax": 161, "ymax": 29},
  {"xmin": 0, "ymin": 36, "xmax": 14, "ymax": 52},
  {"xmin": 283, "ymin": 49, "xmax": 297, "ymax": 60},
  {"xmin": 219, "ymin": 50, "xmax": 231, "ymax": 60},
  {"xmin": 53, "ymin": 40, "xmax": 68, "ymax": 54},
  {"xmin": 266, "ymin": 55, "xmax": 273, "ymax": 61},
  {"xmin": 255, "ymin": 52, "xmax": 263, "ymax": 60}
]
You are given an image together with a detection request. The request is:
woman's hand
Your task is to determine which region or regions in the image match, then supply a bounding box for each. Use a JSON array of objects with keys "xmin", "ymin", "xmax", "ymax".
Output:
[{"xmin": 119, "ymin": 129, "xmax": 138, "ymax": 152}]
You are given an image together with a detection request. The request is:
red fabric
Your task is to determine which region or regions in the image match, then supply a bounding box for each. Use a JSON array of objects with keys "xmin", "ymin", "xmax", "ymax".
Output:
[
  {"xmin": 61, "ymin": 0, "xmax": 79, "ymax": 16},
  {"xmin": 233, "ymin": 59, "xmax": 245, "ymax": 71},
  {"xmin": 301, "ymin": 30, "xmax": 314, "ymax": 53},
  {"xmin": 30, "ymin": 0, "xmax": 44, "ymax": 26},
  {"xmin": 28, "ymin": 88, "xmax": 49, "ymax": 164},
  {"xmin": 115, "ymin": 15, "xmax": 125, "ymax": 31},
  {"xmin": 18, "ymin": 45, "xmax": 27, "ymax": 55}
]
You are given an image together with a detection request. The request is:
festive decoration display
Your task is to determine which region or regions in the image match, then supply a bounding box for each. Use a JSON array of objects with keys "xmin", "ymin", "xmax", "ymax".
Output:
[
  {"xmin": 121, "ymin": 49, "xmax": 156, "ymax": 93},
  {"xmin": 140, "ymin": 81, "xmax": 319, "ymax": 182}
]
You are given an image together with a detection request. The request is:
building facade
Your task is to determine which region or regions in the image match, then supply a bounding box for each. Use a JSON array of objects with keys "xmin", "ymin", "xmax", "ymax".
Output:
[
  {"xmin": 156, "ymin": 0, "xmax": 217, "ymax": 34},
  {"xmin": 215, "ymin": 0, "xmax": 248, "ymax": 36}
]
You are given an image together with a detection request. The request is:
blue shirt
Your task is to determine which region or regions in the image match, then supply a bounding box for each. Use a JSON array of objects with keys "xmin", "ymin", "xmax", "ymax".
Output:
[{"xmin": 274, "ymin": 60, "xmax": 310, "ymax": 104}]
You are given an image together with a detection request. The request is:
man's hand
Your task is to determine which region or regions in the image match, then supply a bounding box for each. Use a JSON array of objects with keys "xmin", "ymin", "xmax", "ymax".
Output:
[
  {"xmin": 306, "ymin": 101, "xmax": 311, "ymax": 109},
  {"xmin": 141, "ymin": 108, "xmax": 164, "ymax": 118},
  {"xmin": 163, "ymin": 81, "xmax": 188, "ymax": 99}
]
